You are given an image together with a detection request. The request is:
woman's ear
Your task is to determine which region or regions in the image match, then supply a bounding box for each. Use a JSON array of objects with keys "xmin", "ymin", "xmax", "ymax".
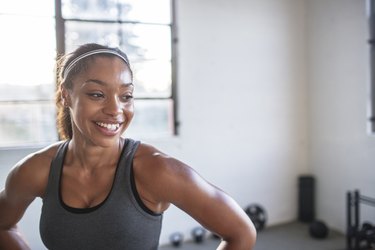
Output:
[{"xmin": 61, "ymin": 86, "xmax": 71, "ymax": 107}]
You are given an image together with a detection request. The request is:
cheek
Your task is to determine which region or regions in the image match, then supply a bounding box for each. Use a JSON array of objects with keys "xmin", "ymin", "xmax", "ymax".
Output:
[
  {"xmin": 75, "ymin": 99, "xmax": 97, "ymax": 114},
  {"xmin": 70, "ymin": 99, "xmax": 99, "ymax": 124},
  {"xmin": 124, "ymin": 102, "xmax": 134, "ymax": 117}
]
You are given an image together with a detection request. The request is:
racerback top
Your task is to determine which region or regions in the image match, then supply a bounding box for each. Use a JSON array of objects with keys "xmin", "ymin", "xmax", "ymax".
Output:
[{"xmin": 39, "ymin": 138, "xmax": 162, "ymax": 250}]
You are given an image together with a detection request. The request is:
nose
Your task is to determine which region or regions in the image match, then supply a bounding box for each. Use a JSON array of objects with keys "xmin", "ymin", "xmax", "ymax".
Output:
[{"xmin": 103, "ymin": 96, "xmax": 123, "ymax": 116}]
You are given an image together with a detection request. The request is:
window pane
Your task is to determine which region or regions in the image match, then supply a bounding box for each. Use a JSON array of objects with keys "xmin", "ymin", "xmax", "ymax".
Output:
[
  {"xmin": 0, "ymin": 2, "xmax": 57, "ymax": 147},
  {"xmin": 123, "ymin": 24, "xmax": 171, "ymax": 61},
  {"xmin": 0, "ymin": 84, "xmax": 55, "ymax": 102},
  {"xmin": 0, "ymin": 15, "xmax": 56, "ymax": 87},
  {"xmin": 62, "ymin": 0, "xmax": 118, "ymax": 21},
  {"xmin": 65, "ymin": 22, "xmax": 172, "ymax": 97},
  {"xmin": 65, "ymin": 22, "xmax": 171, "ymax": 60},
  {"xmin": 0, "ymin": 102, "xmax": 58, "ymax": 147},
  {"xmin": 132, "ymin": 61, "xmax": 171, "ymax": 98},
  {"xmin": 62, "ymin": 0, "xmax": 170, "ymax": 24},
  {"xmin": 120, "ymin": 0, "xmax": 171, "ymax": 24},
  {"xmin": 0, "ymin": 0, "xmax": 54, "ymax": 16},
  {"xmin": 125, "ymin": 24, "xmax": 171, "ymax": 97},
  {"xmin": 65, "ymin": 21, "xmax": 123, "ymax": 53},
  {"xmin": 126, "ymin": 99, "xmax": 174, "ymax": 138}
]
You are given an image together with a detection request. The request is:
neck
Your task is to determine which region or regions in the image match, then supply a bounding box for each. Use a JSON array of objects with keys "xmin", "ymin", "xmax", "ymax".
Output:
[{"xmin": 66, "ymin": 137, "xmax": 124, "ymax": 170}]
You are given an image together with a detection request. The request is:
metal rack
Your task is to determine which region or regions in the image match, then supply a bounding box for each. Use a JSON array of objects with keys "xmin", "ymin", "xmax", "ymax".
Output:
[{"xmin": 347, "ymin": 190, "xmax": 375, "ymax": 250}]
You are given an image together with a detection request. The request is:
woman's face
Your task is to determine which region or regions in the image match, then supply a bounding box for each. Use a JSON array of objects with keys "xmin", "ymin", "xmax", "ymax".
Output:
[{"xmin": 64, "ymin": 56, "xmax": 134, "ymax": 147}]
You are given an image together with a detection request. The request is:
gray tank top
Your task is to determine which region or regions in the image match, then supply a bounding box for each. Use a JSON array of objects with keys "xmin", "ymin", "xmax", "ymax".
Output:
[{"xmin": 40, "ymin": 138, "xmax": 162, "ymax": 250}]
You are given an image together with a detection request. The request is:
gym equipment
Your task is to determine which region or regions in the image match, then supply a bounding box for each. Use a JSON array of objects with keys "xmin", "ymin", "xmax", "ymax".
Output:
[
  {"xmin": 355, "ymin": 222, "xmax": 375, "ymax": 249},
  {"xmin": 346, "ymin": 190, "xmax": 375, "ymax": 250},
  {"xmin": 244, "ymin": 204, "xmax": 267, "ymax": 231},
  {"xmin": 191, "ymin": 226, "xmax": 206, "ymax": 243},
  {"xmin": 309, "ymin": 220, "xmax": 329, "ymax": 239},
  {"xmin": 169, "ymin": 232, "xmax": 184, "ymax": 247},
  {"xmin": 298, "ymin": 175, "xmax": 315, "ymax": 222}
]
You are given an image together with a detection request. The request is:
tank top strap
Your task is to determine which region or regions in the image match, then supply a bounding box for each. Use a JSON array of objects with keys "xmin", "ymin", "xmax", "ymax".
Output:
[
  {"xmin": 43, "ymin": 140, "xmax": 69, "ymax": 202},
  {"xmin": 113, "ymin": 138, "xmax": 160, "ymax": 216},
  {"xmin": 122, "ymin": 138, "xmax": 140, "ymax": 162},
  {"xmin": 115, "ymin": 138, "xmax": 140, "ymax": 185}
]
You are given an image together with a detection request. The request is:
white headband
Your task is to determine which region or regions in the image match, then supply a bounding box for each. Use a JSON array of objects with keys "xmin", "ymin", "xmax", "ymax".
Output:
[{"xmin": 63, "ymin": 49, "xmax": 129, "ymax": 80}]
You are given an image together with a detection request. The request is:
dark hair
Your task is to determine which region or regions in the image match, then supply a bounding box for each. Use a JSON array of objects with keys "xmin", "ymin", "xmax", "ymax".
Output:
[{"xmin": 55, "ymin": 43, "xmax": 132, "ymax": 140}]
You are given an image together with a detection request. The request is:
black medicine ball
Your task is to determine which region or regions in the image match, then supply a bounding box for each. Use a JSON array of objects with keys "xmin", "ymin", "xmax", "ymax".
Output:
[{"xmin": 309, "ymin": 220, "xmax": 329, "ymax": 239}]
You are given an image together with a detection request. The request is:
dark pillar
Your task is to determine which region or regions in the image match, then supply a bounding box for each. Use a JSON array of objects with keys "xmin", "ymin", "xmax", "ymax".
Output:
[{"xmin": 298, "ymin": 175, "xmax": 315, "ymax": 223}]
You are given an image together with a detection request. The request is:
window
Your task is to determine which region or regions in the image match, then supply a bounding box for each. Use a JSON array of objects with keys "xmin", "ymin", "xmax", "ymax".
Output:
[
  {"xmin": 0, "ymin": 0, "xmax": 177, "ymax": 147},
  {"xmin": 57, "ymin": 0, "xmax": 178, "ymax": 139},
  {"xmin": 0, "ymin": 1, "xmax": 57, "ymax": 147}
]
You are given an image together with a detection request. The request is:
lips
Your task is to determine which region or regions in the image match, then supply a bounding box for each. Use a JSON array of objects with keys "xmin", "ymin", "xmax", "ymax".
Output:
[{"xmin": 95, "ymin": 122, "xmax": 121, "ymax": 131}]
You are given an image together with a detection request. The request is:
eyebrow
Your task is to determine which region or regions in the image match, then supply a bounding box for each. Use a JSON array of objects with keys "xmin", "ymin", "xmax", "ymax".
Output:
[{"xmin": 84, "ymin": 79, "xmax": 133, "ymax": 87}]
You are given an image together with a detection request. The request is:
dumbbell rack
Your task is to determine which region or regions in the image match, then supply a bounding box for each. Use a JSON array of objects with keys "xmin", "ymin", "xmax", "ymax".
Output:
[{"xmin": 346, "ymin": 190, "xmax": 375, "ymax": 250}]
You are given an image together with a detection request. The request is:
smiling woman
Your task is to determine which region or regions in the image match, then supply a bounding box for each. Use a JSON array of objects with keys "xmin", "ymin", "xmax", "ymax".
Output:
[
  {"xmin": 0, "ymin": 43, "xmax": 257, "ymax": 250},
  {"xmin": 56, "ymin": 44, "xmax": 135, "ymax": 143}
]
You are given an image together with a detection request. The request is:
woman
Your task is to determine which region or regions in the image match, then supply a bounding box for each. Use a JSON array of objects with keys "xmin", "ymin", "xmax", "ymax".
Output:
[{"xmin": 0, "ymin": 43, "xmax": 256, "ymax": 249}]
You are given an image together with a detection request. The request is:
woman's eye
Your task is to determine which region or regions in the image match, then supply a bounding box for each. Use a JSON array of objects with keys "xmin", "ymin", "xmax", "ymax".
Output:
[
  {"xmin": 121, "ymin": 94, "xmax": 133, "ymax": 101},
  {"xmin": 87, "ymin": 93, "xmax": 104, "ymax": 99}
]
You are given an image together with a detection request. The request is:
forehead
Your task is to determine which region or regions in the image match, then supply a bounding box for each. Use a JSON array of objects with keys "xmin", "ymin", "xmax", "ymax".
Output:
[
  {"xmin": 68, "ymin": 56, "xmax": 133, "ymax": 91},
  {"xmin": 86, "ymin": 55, "xmax": 129, "ymax": 70},
  {"xmin": 81, "ymin": 56, "xmax": 132, "ymax": 81}
]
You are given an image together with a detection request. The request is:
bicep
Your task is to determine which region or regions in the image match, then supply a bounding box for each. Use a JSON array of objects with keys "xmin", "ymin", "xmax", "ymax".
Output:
[{"xmin": 0, "ymin": 166, "xmax": 37, "ymax": 229}]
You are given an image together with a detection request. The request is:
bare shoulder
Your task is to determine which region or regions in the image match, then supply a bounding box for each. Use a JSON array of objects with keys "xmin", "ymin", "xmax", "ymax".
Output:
[
  {"xmin": 133, "ymin": 142, "xmax": 209, "ymax": 204},
  {"xmin": 5, "ymin": 141, "xmax": 65, "ymax": 198},
  {"xmin": 134, "ymin": 142, "xmax": 168, "ymax": 161},
  {"xmin": 134, "ymin": 142, "xmax": 194, "ymax": 181}
]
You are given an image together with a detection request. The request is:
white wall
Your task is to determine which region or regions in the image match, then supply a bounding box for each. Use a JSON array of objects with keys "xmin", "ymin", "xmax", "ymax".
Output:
[
  {"xmin": 158, "ymin": 0, "xmax": 308, "ymax": 243},
  {"xmin": 4, "ymin": 0, "xmax": 372, "ymax": 248},
  {"xmin": 307, "ymin": 0, "xmax": 375, "ymax": 232}
]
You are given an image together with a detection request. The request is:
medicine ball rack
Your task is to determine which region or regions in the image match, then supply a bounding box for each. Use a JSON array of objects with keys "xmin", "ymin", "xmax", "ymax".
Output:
[{"xmin": 346, "ymin": 190, "xmax": 375, "ymax": 250}]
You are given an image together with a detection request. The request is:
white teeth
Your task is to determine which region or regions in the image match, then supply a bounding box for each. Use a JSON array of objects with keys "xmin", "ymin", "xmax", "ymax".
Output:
[{"xmin": 96, "ymin": 122, "xmax": 120, "ymax": 131}]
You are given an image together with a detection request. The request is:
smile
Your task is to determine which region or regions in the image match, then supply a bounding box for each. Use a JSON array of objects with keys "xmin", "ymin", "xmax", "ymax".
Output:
[{"xmin": 95, "ymin": 122, "xmax": 121, "ymax": 131}]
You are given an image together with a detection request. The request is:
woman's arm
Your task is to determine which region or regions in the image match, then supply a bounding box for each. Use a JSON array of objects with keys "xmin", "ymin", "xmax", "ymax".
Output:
[
  {"xmin": 0, "ymin": 147, "xmax": 54, "ymax": 250},
  {"xmin": 167, "ymin": 163, "xmax": 256, "ymax": 249},
  {"xmin": 0, "ymin": 164, "xmax": 35, "ymax": 249},
  {"xmin": 134, "ymin": 144, "xmax": 257, "ymax": 250},
  {"xmin": 0, "ymin": 224, "xmax": 31, "ymax": 250}
]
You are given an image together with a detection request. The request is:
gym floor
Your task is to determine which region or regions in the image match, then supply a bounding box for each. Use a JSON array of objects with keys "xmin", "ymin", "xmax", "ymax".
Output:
[{"xmin": 159, "ymin": 221, "xmax": 346, "ymax": 250}]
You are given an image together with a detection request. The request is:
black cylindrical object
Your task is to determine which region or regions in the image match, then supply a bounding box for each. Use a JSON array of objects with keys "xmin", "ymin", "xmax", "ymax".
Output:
[
  {"xmin": 298, "ymin": 175, "xmax": 315, "ymax": 222},
  {"xmin": 309, "ymin": 220, "xmax": 329, "ymax": 239}
]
